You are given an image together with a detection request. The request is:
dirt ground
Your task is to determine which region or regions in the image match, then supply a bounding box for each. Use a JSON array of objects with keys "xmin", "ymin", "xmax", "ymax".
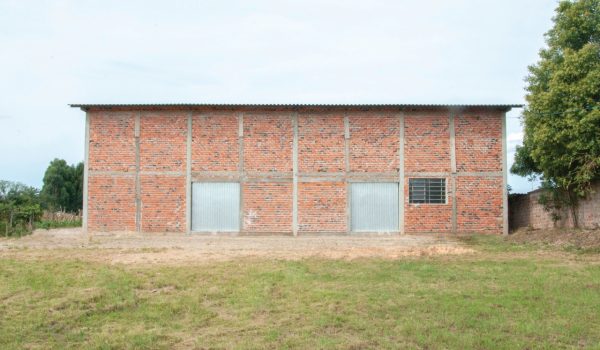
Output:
[
  {"xmin": 508, "ymin": 227, "xmax": 600, "ymax": 250},
  {"xmin": 0, "ymin": 228, "xmax": 472, "ymax": 265}
]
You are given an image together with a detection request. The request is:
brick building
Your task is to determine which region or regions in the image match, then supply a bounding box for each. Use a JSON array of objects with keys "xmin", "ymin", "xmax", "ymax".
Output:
[{"xmin": 71, "ymin": 104, "xmax": 520, "ymax": 235}]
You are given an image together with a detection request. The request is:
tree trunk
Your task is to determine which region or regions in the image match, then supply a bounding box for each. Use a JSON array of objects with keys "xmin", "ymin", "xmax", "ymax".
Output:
[
  {"xmin": 568, "ymin": 190, "xmax": 579, "ymax": 228},
  {"xmin": 8, "ymin": 210, "xmax": 13, "ymax": 235}
]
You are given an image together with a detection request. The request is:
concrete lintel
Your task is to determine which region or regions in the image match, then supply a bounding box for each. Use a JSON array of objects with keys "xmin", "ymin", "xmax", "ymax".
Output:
[
  {"xmin": 244, "ymin": 171, "xmax": 293, "ymax": 178},
  {"xmin": 347, "ymin": 177, "xmax": 399, "ymax": 183},
  {"xmin": 244, "ymin": 177, "xmax": 293, "ymax": 183},
  {"xmin": 192, "ymin": 171, "xmax": 240, "ymax": 177},
  {"xmin": 191, "ymin": 176, "xmax": 241, "ymax": 183},
  {"xmin": 457, "ymin": 172, "xmax": 503, "ymax": 177},
  {"xmin": 298, "ymin": 172, "xmax": 345, "ymax": 177},
  {"xmin": 298, "ymin": 177, "xmax": 344, "ymax": 183},
  {"xmin": 348, "ymin": 171, "xmax": 399, "ymax": 178},
  {"xmin": 88, "ymin": 171, "xmax": 136, "ymax": 177},
  {"xmin": 139, "ymin": 171, "xmax": 186, "ymax": 176},
  {"xmin": 405, "ymin": 172, "xmax": 451, "ymax": 177}
]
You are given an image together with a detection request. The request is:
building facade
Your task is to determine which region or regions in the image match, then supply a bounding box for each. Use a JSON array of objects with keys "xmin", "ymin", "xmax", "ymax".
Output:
[{"xmin": 72, "ymin": 104, "xmax": 519, "ymax": 235}]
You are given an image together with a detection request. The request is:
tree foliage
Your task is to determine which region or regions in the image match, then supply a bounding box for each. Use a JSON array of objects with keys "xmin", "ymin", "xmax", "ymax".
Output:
[
  {"xmin": 0, "ymin": 180, "xmax": 42, "ymax": 236},
  {"xmin": 40, "ymin": 159, "xmax": 84, "ymax": 212},
  {"xmin": 512, "ymin": 0, "xmax": 600, "ymax": 201}
]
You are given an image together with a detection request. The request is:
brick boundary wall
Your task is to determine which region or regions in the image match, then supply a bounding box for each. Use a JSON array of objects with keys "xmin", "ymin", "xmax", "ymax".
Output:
[
  {"xmin": 509, "ymin": 181, "xmax": 600, "ymax": 230},
  {"xmin": 79, "ymin": 105, "xmax": 511, "ymax": 235}
]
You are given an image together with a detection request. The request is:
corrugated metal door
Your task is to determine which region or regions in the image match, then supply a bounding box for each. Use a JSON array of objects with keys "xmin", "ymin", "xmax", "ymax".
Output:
[
  {"xmin": 191, "ymin": 182, "xmax": 240, "ymax": 232},
  {"xmin": 351, "ymin": 182, "xmax": 399, "ymax": 232}
]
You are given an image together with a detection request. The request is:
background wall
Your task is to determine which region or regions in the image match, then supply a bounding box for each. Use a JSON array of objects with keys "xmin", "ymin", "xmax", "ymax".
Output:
[{"xmin": 509, "ymin": 181, "xmax": 600, "ymax": 230}]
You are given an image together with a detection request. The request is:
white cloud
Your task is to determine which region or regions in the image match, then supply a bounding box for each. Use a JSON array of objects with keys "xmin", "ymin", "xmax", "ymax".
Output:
[{"xmin": 0, "ymin": 0, "xmax": 556, "ymax": 191}]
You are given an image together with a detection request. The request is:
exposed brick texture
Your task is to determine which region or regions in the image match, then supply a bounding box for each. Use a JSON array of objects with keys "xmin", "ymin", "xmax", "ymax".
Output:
[
  {"xmin": 405, "ymin": 113, "xmax": 450, "ymax": 172},
  {"xmin": 349, "ymin": 113, "xmax": 399, "ymax": 173},
  {"xmin": 140, "ymin": 112, "xmax": 187, "ymax": 172},
  {"xmin": 298, "ymin": 182, "xmax": 346, "ymax": 232},
  {"xmin": 84, "ymin": 107, "xmax": 508, "ymax": 234},
  {"xmin": 456, "ymin": 176, "xmax": 503, "ymax": 233},
  {"xmin": 298, "ymin": 114, "xmax": 345, "ymax": 173},
  {"xmin": 140, "ymin": 175, "xmax": 186, "ymax": 232},
  {"xmin": 87, "ymin": 175, "xmax": 136, "ymax": 231},
  {"xmin": 456, "ymin": 112, "xmax": 502, "ymax": 172},
  {"xmin": 243, "ymin": 182, "xmax": 293, "ymax": 233},
  {"xmin": 192, "ymin": 113, "xmax": 239, "ymax": 172},
  {"xmin": 404, "ymin": 177, "xmax": 452, "ymax": 233},
  {"xmin": 88, "ymin": 111, "xmax": 136, "ymax": 172},
  {"xmin": 244, "ymin": 113, "xmax": 292, "ymax": 173},
  {"xmin": 509, "ymin": 181, "xmax": 600, "ymax": 230}
]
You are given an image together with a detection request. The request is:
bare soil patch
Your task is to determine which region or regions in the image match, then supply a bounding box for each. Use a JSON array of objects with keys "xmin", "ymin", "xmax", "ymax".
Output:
[
  {"xmin": 0, "ymin": 228, "xmax": 472, "ymax": 265},
  {"xmin": 508, "ymin": 228, "xmax": 600, "ymax": 251}
]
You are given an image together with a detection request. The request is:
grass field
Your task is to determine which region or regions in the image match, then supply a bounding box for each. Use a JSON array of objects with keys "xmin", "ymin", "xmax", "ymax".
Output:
[{"xmin": 1, "ymin": 236, "xmax": 600, "ymax": 349}]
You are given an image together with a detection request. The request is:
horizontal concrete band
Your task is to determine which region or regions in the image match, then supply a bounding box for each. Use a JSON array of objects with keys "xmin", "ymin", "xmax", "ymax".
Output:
[{"xmin": 89, "ymin": 171, "xmax": 502, "ymax": 180}]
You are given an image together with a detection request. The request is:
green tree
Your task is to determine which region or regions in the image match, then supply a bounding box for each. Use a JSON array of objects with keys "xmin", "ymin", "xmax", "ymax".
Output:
[
  {"xmin": 0, "ymin": 180, "xmax": 42, "ymax": 236},
  {"xmin": 40, "ymin": 159, "xmax": 84, "ymax": 212},
  {"xmin": 512, "ymin": 0, "xmax": 600, "ymax": 226}
]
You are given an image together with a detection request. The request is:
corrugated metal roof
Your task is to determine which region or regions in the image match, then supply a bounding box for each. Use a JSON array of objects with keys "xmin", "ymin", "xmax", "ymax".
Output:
[{"xmin": 70, "ymin": 103, "xmax": 523, "ymax": 111}]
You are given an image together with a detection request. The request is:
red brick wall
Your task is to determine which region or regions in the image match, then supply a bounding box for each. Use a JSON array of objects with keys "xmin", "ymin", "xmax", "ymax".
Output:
[
  {"xmin": 456, "ymin": 176, "xmax": 503, "ymax": 233},
  {"xmin": 456, "ymin": 112, "xmax": 502, "ymax": 172},
  {"xmin": 140, "ymin": 112, "xmax": 187, "ymax": 172},
  {"xmin": 88, "ymin": 111, "xmax": 136, "ymax": 172},
  {"xmin": 404, "ymin": 178, "xmax": 453, "ymax": 233},
  {"xmin": 404, "ymin": 113, "xmax": 450, "ymax": 172},
  {"xmin": 87, "ymin": 175, "xmax": 136, "ymax": 231},
  {"xmin": 243, "ymin": 182, "xmax": 292, "ymax": 233},
  {"xmin": 140, "ymin": 175, "xmax": 186, "ymax": 232},
  {"xmin": 85, "ymin": 107, "xmax": 506, "ymax": 234},
  {"xmin": 192, "ymin": 112, "xmax": 239, "ymax": 172},
  {"xmin": 509, "ymin": 181, "xmax": 600, "ymax": 230},
  {"xmin": 298, "ymin": 114, "xmax": 345, "ymax": 173},
  {"xmin": 349, "ymin": 113, "xmax": 399, "ymax": 173},
  {"xmin": 244, "ymin": 113, "xmax": 292, "ymax": 173},
  {"xmin": 298, "ymin": 182, "xmax": 346, "ymax": 233}
]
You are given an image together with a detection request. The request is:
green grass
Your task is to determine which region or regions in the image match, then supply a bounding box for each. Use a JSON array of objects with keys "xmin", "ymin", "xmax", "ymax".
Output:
[
  {"xmin": 34, "ymin": 219, "xmax": 82, "ymax": 230},
  {"xmin": 1, "ymin": 240, "xmax": 600, "ymax": 349}
]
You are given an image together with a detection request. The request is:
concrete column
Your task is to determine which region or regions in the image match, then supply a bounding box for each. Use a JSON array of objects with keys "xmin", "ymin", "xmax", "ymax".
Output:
[
  {"xmin": 344, "ymin": 115, "xmax": 351, "ymax": 234},
  {"xmin": 292, "ymin": 112, "xmax": 299, "ymax": 236},
  {"xmin": 502, "ymin": 111, "xmax": 509, "ymax": 235},
  {"xmin": 450, "ymin": 111, "xmax": 457, "ymax": 233},
  {"xmin": 238, "ymin": 113, "xmax": 244, "ymax": 233},
  {"xmin": 82, "ymin": 112, "xmax": 90, "ymax": 234},
  {"xmin": 398, "ymin": 112, "xmax": 405, "ymax": 234},
  {"xmin": 135, "ymin": 113, "xmax": 141, "ymax": 233},
  {"xmin": 186, "ymin": 112, "xmax": 192, "ymax": 234}
]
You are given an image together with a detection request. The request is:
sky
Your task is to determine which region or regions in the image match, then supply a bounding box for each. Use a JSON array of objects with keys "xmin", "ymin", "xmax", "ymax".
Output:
[{"xmin": 0, "ymin": 0, "xmax": 557, "ymax": 193}]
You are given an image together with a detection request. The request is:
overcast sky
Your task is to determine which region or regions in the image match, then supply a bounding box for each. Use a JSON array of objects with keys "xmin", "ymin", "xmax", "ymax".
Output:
[{"xmin": 0, "ymin": 0, "xmax": 557, "ymax": 193}]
